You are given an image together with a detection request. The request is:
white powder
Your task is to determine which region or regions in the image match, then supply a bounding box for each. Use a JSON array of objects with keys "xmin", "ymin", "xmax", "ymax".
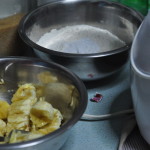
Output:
[{"xmin": 37, "ymin": 25, "xmax": 125, "ymax": 54}]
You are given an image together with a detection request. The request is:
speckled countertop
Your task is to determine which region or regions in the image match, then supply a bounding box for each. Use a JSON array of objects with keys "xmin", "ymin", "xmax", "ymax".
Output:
[{"xmin": 60, "ymin": 61, "xmax": 132, "ymax": 150}]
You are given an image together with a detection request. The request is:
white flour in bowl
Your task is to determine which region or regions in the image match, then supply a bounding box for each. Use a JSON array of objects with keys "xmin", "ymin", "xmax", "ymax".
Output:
[{"xmin": 37, "ymin": 25, "xmax": 125, "ymax": 54}]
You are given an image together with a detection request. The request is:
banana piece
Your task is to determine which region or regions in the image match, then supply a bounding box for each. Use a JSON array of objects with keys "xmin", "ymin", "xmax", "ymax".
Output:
[
  {"xmin": 6, "ymin": 84, "xmax": 37, "ymax": 135},
  {"xmin": 37, "ymin": 71, "xmax": 58, "ymax": 84},
  {"xmin": 6, "ymin": 115, "xmax": 30, "ymax": 134},
  {"xmin": 30, "ymin": 99, "xmax": 55, "ymax": 128},
  {"xmin": 36, "ymin": 109, "xmax": 63, "ymax": 135},
  {"xmin": 9, "ymin": 99, "xmax": 33, "ymax": 115},
  {"xmin": 0, "ymin": 82, "xmax": 63, "ymax": 143},
  {"xmin": 0, "ymin": 119, "xmax": 6, "ymax": 137},
  {"xmin": 0, "ymin": 100, "xmax": 10, "ymax": 119},
  {"xmin": 11, "ymin": 83, "xmax": 37, "ymax": 104}
]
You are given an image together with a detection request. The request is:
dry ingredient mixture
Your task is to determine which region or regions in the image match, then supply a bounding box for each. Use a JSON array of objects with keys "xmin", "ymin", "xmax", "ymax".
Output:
[
  {"xmin": 0, "ymin": 13, "xmax": 24, "ymax": 56},
  {"xmin": 37, "ymin": 25, "xmax": 126, "ymax": 54}
]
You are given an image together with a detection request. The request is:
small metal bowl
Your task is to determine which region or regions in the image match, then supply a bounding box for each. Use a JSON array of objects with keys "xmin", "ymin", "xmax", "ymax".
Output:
[
  {"xmin": 18, "ymin": 0, "xmax": 143, "ymax": 81},
  {"xmin": 0, "ymin": 57, "xmax": 87, "ymax": 150}
]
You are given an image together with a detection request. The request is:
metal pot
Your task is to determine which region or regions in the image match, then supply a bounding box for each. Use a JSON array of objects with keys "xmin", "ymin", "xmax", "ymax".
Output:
[
  {"xmin": 18, "ymin": 0, "xmax": 143, "ymax": 81},
  {"xmin": 0, "ymin": 57, "xmax": 87, "ymax": 150}
]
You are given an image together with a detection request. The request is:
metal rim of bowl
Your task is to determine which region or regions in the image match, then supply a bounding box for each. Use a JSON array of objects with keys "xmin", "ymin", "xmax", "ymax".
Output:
[
  {"xmin": 0, "ymin": 56, "xmax": 88, "ymax": 149},
  {"xmin": 18, "ymin": 0, "xmax": 143, "ymax": 59}
]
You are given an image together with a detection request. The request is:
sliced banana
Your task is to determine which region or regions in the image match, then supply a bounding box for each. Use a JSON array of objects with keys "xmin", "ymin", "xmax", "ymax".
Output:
[
  {"xmin": 0, "ymin": 82, "xmax": 63, "ymax": 143},
  {"xmin": 0, "ymin": 100, "xmax": 10, "ymax": 120},
  {"xmin": 30, "ymin": 98, "xmax": 55, "ymax": 128},
  {"xmin": 11, "ymin": 83, "xmax": 37, "ymax": 104},
  {"xmin": 36, "ymin": 109, "xmax": 63, "ymax": 135},
  {"xmin": 0, "ymin": 119, "xmax": 6, "ymax": 136}
]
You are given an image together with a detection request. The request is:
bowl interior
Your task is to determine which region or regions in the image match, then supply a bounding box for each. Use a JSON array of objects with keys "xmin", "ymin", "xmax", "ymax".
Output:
[
  {"xmin": 0, "ymin": 57, "xmax": 87, "ymax": 126},
  {"xmin": 21, "ymin": 0, "xmax": 142, "ymax": 53}
]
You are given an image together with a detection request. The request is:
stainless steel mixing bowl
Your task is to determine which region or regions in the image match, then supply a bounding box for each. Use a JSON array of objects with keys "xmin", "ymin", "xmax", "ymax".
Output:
[
  {"xmin": 18, "ymin": 0, "xmax": 143, "ymax": 81},
  {"xmin": 0, "ymin": 57, "xmax": 87, "ymax": 150}
]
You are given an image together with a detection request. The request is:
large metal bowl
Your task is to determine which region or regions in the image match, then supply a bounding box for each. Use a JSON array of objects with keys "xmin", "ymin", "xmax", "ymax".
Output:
[
  {"xmin": 18, "ymin": 0, "xmax": 143, "ymax": 81},
  {"xmin": 0, "ymin": 57, "xmax": 87, "ymax": 150}
]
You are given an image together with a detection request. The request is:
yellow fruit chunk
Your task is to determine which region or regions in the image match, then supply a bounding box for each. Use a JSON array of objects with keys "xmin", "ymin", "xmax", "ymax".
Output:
[
  {"xmin": 0, "ymin": 82, "xmax": 63, "ymax": 144},
  {"xmin": 37, "ymin": 109, "xmax": 63, "ymax": 135},
  {"xmin": 34, "ymin": 85, "xmax": 45, "ymax": 98},
  {"xmin": 30, "ymin": 99, "xmax": 55, "ymax": 128},
  {"xmin": 6, "ymin": 84, "xmax": 37, "ymax": 135},
  {"xmin": 7, "ymin": 114, "xmax": 29, "ymax": 124},
  {"xmin": 11, "ymin": 83, "xmax": 37, "ymax": 104},
  {"xmin": 37, "ymin": 71, "xmax": 58, "ymax": 84},
  {"xmin": 0, "ymin": 119, "xmax": 6, "ymax": 136},
  {"xmin": 6, "ymin": 114, "xmax": 30, "ymax": 134},
  {"xmin": 9, "ymin": 99, "xmax": 33, "ymax": 115},
  {"xmin": 0, "ymin": 100, "xmax": 10, "ymax": 119},
  {"xmin": 8, "ymin": 130, "xmax": 26, "ymax": 144}
]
